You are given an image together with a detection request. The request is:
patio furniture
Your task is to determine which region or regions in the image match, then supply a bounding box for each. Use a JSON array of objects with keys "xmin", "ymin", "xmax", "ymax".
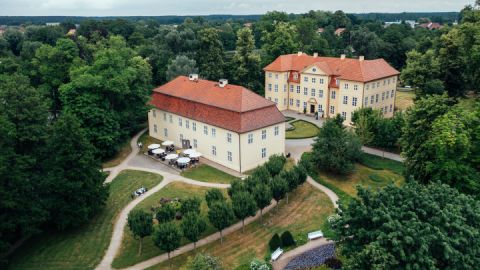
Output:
[
  {"xmin": 183, "ymin": 149, "xmax": 196, "ymax": 155},
  {"xmin": 162, "ymin": 140, "xmax": 174, "ymax": 146},
  {"xmin": 189, "ymin": 152, "xmax": 202, "ymax": 158},
  {"xmin": 165, "ymin": 154, "xmax": 179, "ymax": 160},
  {"xmin": 270, "ymin": 247, "xmax": 284, "ymax": 262},
  {"xmin": 307, "ymin": 230, "xmax": 323, "ymax": 240},
  {"xmin": 148, "ymin": 144, "xmax": 161, "ymax": 150},
  {"xmin": 152, "ymin": 148, "xmax": 165, "ymax": 154}
]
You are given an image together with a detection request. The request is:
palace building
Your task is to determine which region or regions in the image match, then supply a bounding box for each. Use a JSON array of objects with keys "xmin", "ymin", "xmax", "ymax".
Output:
[
  {"xmin": 264, "ymin": 52, "xmax": 400, "ymax": 124},
  {"xmin": 148, "ymin": 75, "xmax": 286, "ymax": 173}
]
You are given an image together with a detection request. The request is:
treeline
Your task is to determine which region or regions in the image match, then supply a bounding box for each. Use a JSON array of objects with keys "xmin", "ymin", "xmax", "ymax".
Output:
[{"xmin": 353, "ymin": 12, "xmax": 459, "ymax": 23}]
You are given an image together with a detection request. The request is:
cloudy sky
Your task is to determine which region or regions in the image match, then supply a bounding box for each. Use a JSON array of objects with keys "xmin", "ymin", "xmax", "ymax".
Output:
[{"xmin": 0, "ymin": 0, "xmax": 472, "ymax": 16}]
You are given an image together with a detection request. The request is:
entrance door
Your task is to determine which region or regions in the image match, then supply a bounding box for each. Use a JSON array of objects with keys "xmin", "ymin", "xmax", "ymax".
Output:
[{"xmin": 310, "ymin": 104, "xmax": 315, "ymax": 114}]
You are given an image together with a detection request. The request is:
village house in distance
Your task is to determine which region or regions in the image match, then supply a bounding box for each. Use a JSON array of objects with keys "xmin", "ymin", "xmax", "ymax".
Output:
[
  {"xmin": 264, "ymin": 52, "xmax": 400, "ymax": 124},
  {"xmin": 148, "ymin": 75, "xmax": 286, "ymax": 173}
]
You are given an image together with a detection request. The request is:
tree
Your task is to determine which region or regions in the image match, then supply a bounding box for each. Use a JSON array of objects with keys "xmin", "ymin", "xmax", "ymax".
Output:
[
  {"xmin": 196, "ymin": 28, "xmax": 224, "ymax": 80},
  {"xmin": 180, "ymin": 197, "xmax": 201, "ymax": 215},
  {"xmin": 351, "ymin": 108, "xmax": 380, "ymax": 145},
  {"xmin": 165, "ymin": 55, "xmax": 198, "ymax": 81},
  {"xmin": 232, "ymin": 28, "xmax": 262, "ymax": 94},
  {"xmin": 251, "ymin": 165, "xmax": 271, "ymax": 185},
  {"xmin": 207, "ymin": 201, "xmax": 234, "ymax": 244},
  {"xmin": 261, "ymin": 22, "xmax": 299, "ymax": 64},
  {"xmin": 44, "ymin": 113, "xmax": 108, "ymax": 230},
  {"xmin": 265, "ymin": 154, "xmax": 286, "ymax": 177},
  {"xmin": 186, "ymin": 253, "xmax": 222, "ymax": 270},
  {"xmin": 281, "ymin": 231, "xmax": 295, "ymax": 247},
  {"xmin": 127, "ymin": 209, "xmax": 153, "ymax": 255},
  {"xmin": 205, "ymin": 189, "xmax": 225, "ymax": 208},
  {"xmin": 3, "ymin": 29, "xmax": 24, "ymax": 55},
  {"xmin": 152, "ymin": 222, "xmax": 182, "ymax": 262},
  {"xmin": 268, "ymin": 233, "xmax": 282, "ymax": 251},
  {"xmin": 282, "ymin": 170, "xmax": 298, "ymax": 204},
  {"xmin": 332, "ymin": 182, "xmax": 480, "ymax": 269},
  {"xmin": 401, "ymin": 49, "xmax": 444, "ymax": 97},
  {"xmin": 228, "ymin": 179, "xmax": 247, "ymax": 198},
  {"xmin": 312, "ymin": 115, "xmax": 362, "ymax": 175},
  {"xmin": 181, "ymin": 212, "xmax": 207, "ymax": 248},
  {"xmin": 252, "ymin": 183, "xmax": 272, "ymax": 221},
  {"xmin": 232, "ymin": 191, "xmax": 257, "ymax": 233},
  {"xmin": 156, "ymin": 203, "xmax": 176, "ymax": 223},
  {"xmin": 438, "ymin": 28, "xmax": 467, "ymax": 97},
  {"xmin": 349, "ymin": 27, "xmax": 383, "ymax": 59},
  {"xmin": 270, "ymin": 175, "xmax": 288, "ymax": 211},
  {"xmin": 295, "ymin": 18, "xmax": 317, "ymax": 52}
]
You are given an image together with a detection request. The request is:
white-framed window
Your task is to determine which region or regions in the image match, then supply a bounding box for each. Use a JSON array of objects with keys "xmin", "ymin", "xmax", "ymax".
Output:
[
  {"xmin": 178, "ymin": 117, "xmax": 182, "ymax": 127},
  {"xmin": 393, "ymin": 77, "xmax": 396, "ymax": 83},
  {"xmin": 311, "ymin": 89, "xmax": 316, "ymax": 97},
  {"xmin": 261, "ymin": 148, "xmax": 267, "ymax": 158},
  {"xmin": 186, "ymin": 120, "xmax": 190, "ymax": 129},
  {"xmin": 381, "ymin": 107, "xmax": 384, "ymax": 113},
  {"xmin": 335, "ymin": 79, "xmax": 339, "ymax": 85},
  {"xmin": 164, "ymin": 128, "xmax": 168, "ymax": 137},
  {"xmin": 319, "ymin": 78, "xmax": 324, "ymax": 84},
  {"xmin": 290, "ymin": 85, "xmax": 294, "ymax": 92},
  {"xmin": 274, "ymin": 98, "xmax": 278, "ymax": 104},
  {"xmin": 391, "ymin": 89, "xmax": 394, "ymax": 98},
  {"xmin": 384, "ymin": 80, "xmax": 386, "ymax": 85},
  {"xmin": 303, "ymin": 102, "xmax": 307, "ymax": 109},
  {"xmin": 193, "ymin": 139, "xmax": 197, "ymax": 148},
  {"xmin": 274, "ymin": 126, "xmax": 279, "ymax": 136},
  {"xmin": 296, "ymin": 86, "xmax": 300, "ymax": 93},
  {"xmin": 375, "ymin": 94, "xmax": 379, "ymax": 103},
  {"xmin": 384, "ymin": 106, "xmax": 388, "ymax": 113},
  {"xmin": 275, "ymin": 73, "xmax": 278, "ymax": 79},
  {"xmin": 268, "ymin": 72, "xmax": 272, "ymax": 78},
  {"xmin": 192, "ymin": 122, "xmax": 197, "ymax": 131},
  {"xmin": 386, "ymin": 91, "xmax": 389, "ymax": 99},
  {"xmin": 388, "ymin": 78, "xmax": 391, "ymax": 84},
  {"xmin": 354, "ymin": 85, "xmax": 358, "ymax": 91},
  {"xmin": 163, "ymin": 112, "xmax": 167, "ymax": 121},
  {"xmin": 344, "ymin": 83, "xmax": 349, "ymax": 90},
  {"xmin": 290, "ymin": 99, "xmax": 293, "ymax": 106},
  {"xmin": 203, "ymin": 126, "xmax": 208, "ymax": 135},
  {"xmin": 212, "ymin": 146, "xmax": 217, "ymax": 156},
  {"xmin": 180, "ymin": 134, "xmax": 183, "ymax": 142},
  {"xmin": 331, "ymin": 90, "xmax": 336, "ymax": 99},
  {"xmin": 372, "ymin": 82, "xmax": 376, "ymax": 89},
  {"xmin": 274, "ymin": 84, "xmax": 278, "ymax": 92},
  {"xmin": 382, "ymin": 92, "xmax": 385, "ymax": 101},
  {"xmin": 352, "ymin": 97, "xmax": 358, "ymax": 106},
  {"xmin": 304, "ymin": 87, "xmax": 308, "ymax": 95},
  {"xmin": 152, "ymin": 110, "xmax": 156, "ymax": 118},
  {"xmin": 304, "ymin": 76, "xmax": 308, "ymax": 82},
  {"xmin": 371, "ymin": 95, "xmax": 374, "ymax": 104},
  {"xmin": 262, "ymin": 130, "xmax": 267, "ymax": 140},
  {"xmin": 169, "ymin": 114, "xmax": 173, "ymax": 123},
  {"xmin": 293, "ymin": 73, "xmax": 298, "ymax": 80},
  {"xmin": 343, "ymin": 96, "xmax": 348, "ymax": 105},
  {"xmin": 154, "ymin": 124, "xmax": 157, "ymax": 133},
  {"xmin": 364, "ymin": 97, "xmax": 368, "ymax": 106},
  {"xmin": 377, "ymin": 82, "xmax": 380, "ymax": 87},
  {"xmin": 227, "ymin": 133, "xmax": 232, "ymax": 143},
  {"xmin": 248, "ymin": 133, "xmax": 253, "ymax": 144},
  {"xmin": 366, "ymin": 84, "xmax": 370, "ymax": 90},
  {"xmin": 312, "ymin": 78, "xmax": 316, "ymax": 83},
  {"xmin": 283, "ymin": 84, "xmax": 287, "ymax": 92},
  {"xmin": 211, "ymin": 128, "xmax": 216, "ymax": 137},
  {"xmin": 318, "ymin": 104, "xmax": 323, "ymax": 112},
  {"xmin": 341, "ymin": 112, "xmax": 347, "ymax": 119},
  {"xmin": 296, "ymin": 100, "xmax": 300, "ymax": 107},
  {"xmin": 268, "ymin": 84, "xmax": 272, "ymax": 91},
  {"xmin": 227, "ymin": 151, "xmax": 232, "ymax": 162},
  {"xmin": 284, "ymin": 73, "xmax": 288, "ymax": 79},
  {"xmin": 319, "ymin": 90, "xmax": 323, "ymax": 98},
  {"xmin": 390, "ymin": 104, "xmax": 393, "ymax": 112},
  {"xmin": 330, "ymin": 105, "xmax": 335, "ymax": 114}
]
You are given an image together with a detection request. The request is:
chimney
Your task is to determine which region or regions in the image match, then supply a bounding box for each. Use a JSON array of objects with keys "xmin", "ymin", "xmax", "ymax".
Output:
[
  {"xmin": 297, "ymin": 51, "xmax": 303, "ymax": 56},
  {"xmin": 218, "ymin": 79, "xmax": 228, "ymax": 88},
  {"xmin": 188, "ymin": 74, "xmax": 198, "ymax": 81},
  {"xmin": 359, "ymin": 56, "xmax": 365, "ymax": 61},
  {"xmin": 340, "ymin": 54, "xmax": 346, "ymax": 60},
  {"xmin": 313, "ymin": 52, "xmax": 318, "ymax": 58}
]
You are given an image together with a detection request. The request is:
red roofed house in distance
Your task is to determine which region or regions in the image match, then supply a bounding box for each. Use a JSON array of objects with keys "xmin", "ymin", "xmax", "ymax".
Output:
[
  {"xmin": 263, "ymin": 52, "xmax": 400, "ymax": 125},
  {"xmin": 148, "ymin": 75, "xmax": 286, "ymax": 173}
]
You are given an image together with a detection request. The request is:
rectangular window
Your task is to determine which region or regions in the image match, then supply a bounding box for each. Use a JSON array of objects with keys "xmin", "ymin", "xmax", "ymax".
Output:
[
  {"xmin": 211, "ymin": 128, "xmax": 216, "ymax": 137},
  {"xmin": 192, "ymin": 122, "xmax": 197, "ymax": 131},
  {"xmin": 318, "ymin": 104, "xmax": 323, "ymax": 112},
  {"xmin": 268, "ymin": 73, "xmax": 272, "ymax": 78},
  {"xmin": 341, "ymin": 112, "xmax": 347, "ymax": 119},
  {"xmin": 331, "ymin": 90, "xmax": 336, "ymax": 99},
  {"xmin": 388, "ymin": 79, "xmax": 391, "ymax": 85},
  {"xmin": 268, "ymin": 84, "xmax": 272, "ymax": 91},
  {"xmin": 390, "ymin": 104, "xmax": 393, "ymax": 112},
  {"xmin": 372, "ymin": 83, "xmax": 376, "ymax": 89},
  {"xmin": 180, "ymin": 134, "xmax": 183, "ymax": 142},
  {"xmin": 203, "ymin": 126, "xmax": 208, "ymax": 135},
  {"xmin": 366, "ymin": 84, "xmax": 370, "ymax": 90},
  {"xmin": 274, "ymin": 98, "xmax": 278, "ymax": 104},
  {"xmin": 303, "ymin": 102, "xmax": 307, "ymax": 109},
  {"xmin": 164, "ymin": 128, "xmax": 168, "ymax": 137},
  {"xmin": 154, "ymin": 124, "xmax": 157, "ymax": 133},
  {"xmin": 304, "ymin": 87, "xmax": 308, "ymax": 96},
  {"xmin": 296, "ymin": 100, "xmax": 300, "ymax": 107},
  {"xmin": 289, "ymin": 99, "xmax": 293, "ymax": 106},
  {"xmin": 163, "ymin": 112, "xmax": 167, "ymax": 121},
  {"xmin": 364, "ymin": 97, "xmax": 368, "ymax": 106},
  {"xmin": 290, "ymin": 85, "xmax": 294, "ymax": 92},
  {"xmin": 274, "ymin": 84, "xmax": 278, "ymax": 92},
  {"xmin": 262, "ymin": 130, "xmax": 267, "ymax": 140},
  {"xmin": 178, "ymin": 117, "xmax": 182, "ymax": 127},
  {"xmin": 312, "ymin": 78, "xmax": 316, "ymax": 83},
  {"xmin": 382, "ymin": 92, "xmax": 385, "ymax": 101},
  {"xmin": 352, "ymin": 97, "xmax": 358, "ymax": 106},
  {"xmin": 283, "ymin": 84, "xmax": 287, "ymax": 92},
  {"xmin": 248, "ymin": 133, "xmax": 253, "ymax": 144},
  {"xmin": 227, "ymin": 133, "xmax": 232, "ymax": 143},
  {"xmin": 169, "ymin": 114, "xmax": 173, "ymax": 123},
  {"xmin": 381, "ymin": 107, "xmax": 384, "ymax": 113},
  {"xmin": 212, "ymin": 146, "xmax": 217, "ymax": 156},
  {"xmin": 343, "ymin": 96, "xmax": 348, "ymax": 105},
  {"xmin": 311, "ymin": 89, "xmax": 316, "ymax": 97},
  {"xmin": 261, "ymin": 148, "xmax": 267, "ymax": 158},
  {"xmin": 330, "ymin": 105, "xmax": 335, "ymax": 114},
  {"xmin": 296, "ymin": 86, "xmax": 300, "ymax": 93},
  {"xmin": 386, "ymin": 91, "xmax": 389, "ymax": 99},
  {"xmin": 193, "ymin": 139, "xmax": 197, "ymax": 148},
  {"xmin": 304, "ymin": 76, "xmax": 308, "ymax": 82},
  {"xmin": 319, "ymin": 78, "xmax": 324, "ymax": 84},
  {"xmin": 344, "ymin": 83, "xmax": 349, "ymax": 90},
  {"xmin": 354, "ymin": 85, "xmax": 358, "ymax": 91},
  {"xmin": 275, "ymin": 74, "xmax": 278, "ymax": 79},
  {"xmin": 227, "ymin": 151, "xmax": 232, "ymax": 162},
  {"xmin": 319, "ymin": 90, "xmax": 323, "ymax": 98},
  {"xmin": 377, "ymin": 82, "xmax": 380, "ymax": 87},
  {"xmin": 152, "ymin": 110, "xmax": 156, "ymax": 118},
  {"xmin": 384, "ymin": 80, "xmax": 386, "ymax": 85},
  {"xmin": 375, "ymin": 94, "xmax": 379, "ymax": 103},
  {"xmin": 185, "ymin": 120, "xmax": 190, "ymax": 129},
  {"xmin": 385, "ymin": 106, "xmax": 388, "ymax": 113},
  {"xmin": 391, "ymin": 90, "xmax": 394, "ymax": 98},
  {"xmin": 371, "ymin": 95, "xmax": 374, "ymax": 104},
  {"xmin": 274, "ymin": 126, "xmax": 279, "ymax": 136}
]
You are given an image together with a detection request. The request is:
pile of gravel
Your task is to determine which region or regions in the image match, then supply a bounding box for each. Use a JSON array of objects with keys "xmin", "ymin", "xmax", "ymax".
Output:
[{"xmin": 284, "ymin": 242, "xmax": 336, "ymax": 270}]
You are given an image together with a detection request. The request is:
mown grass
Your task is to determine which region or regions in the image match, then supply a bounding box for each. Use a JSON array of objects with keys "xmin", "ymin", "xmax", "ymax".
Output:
[
  {"xmin": 145, "ymin": 182, "xmax": 335, "ymax": 270},
  {"xmin": 286, "ymin": 120, "xmax": 320, "ymax": 139},
  {"xmin": 359, "ymin": 153, "xmax": 404, "ymax": 175},
  {"xmin": 112, "ymin": 182, "xmax": 229, "ymax": 269},
  {"xmin": 7, "ymin": 170, "xmax": 163, "ymax": 270},
  {"xmin": 395, "ymin": 90, "xmax": 415, "ymax": 111},
  {"xmin": 138, "ymin": 132, "xmax": 163, "ymax": 153},
  {"xmin": 181, "ymin": 164, "xmax": 240, "ymax": 184}
]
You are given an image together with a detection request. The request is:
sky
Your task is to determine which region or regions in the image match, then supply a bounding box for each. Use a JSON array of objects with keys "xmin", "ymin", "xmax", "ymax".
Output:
[{"xmin": 0, "ymin": 0, "xmax": 472, "ymax": 16}]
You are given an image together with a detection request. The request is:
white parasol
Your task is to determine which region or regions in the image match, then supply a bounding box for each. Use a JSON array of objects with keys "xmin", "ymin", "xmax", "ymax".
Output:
[
  {"xmin": 152, "ymin": 148, "xmax": 165, "ymax": 154},
  {"xmin": 165, "ymin": 154, "xmax": 179, "ymax": 160},
  {"xmin": 148, "ymin": 144, "xmax": 161, "ymax": 150},
  {"xmin": 162, "ymin": 141, "xmax": 174, "ymax": 146}
]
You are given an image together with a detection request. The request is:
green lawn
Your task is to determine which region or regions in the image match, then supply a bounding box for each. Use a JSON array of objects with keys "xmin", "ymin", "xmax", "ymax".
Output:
[
  {"xmin": 180, "ymin": 164, "xmax": 240, "ymax": 184},
  {"xmin": 359, "ymin": 153, "xmax": 404, "ymax": 175},
  {"xmin": 145, "ymin": 182, "xmax": 335, "ymax": 270},
  {"xmin": 112, "ymin": 182, "xmax": 229, "ymax": 269},
  {"xmin": 138, "ymin": 131, "xmax": 163, "ymax": 153},
  {"xmin": 286, "ymin": 120, "xmax": 320, "ymax": 139},
  {"xmin": 7, "ymin": 170, "xmax": 163, "ymax": 270}
]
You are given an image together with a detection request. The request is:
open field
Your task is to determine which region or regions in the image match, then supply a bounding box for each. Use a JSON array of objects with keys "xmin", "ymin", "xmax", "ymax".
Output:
[
  {"xmin": 395, "ymin": 90, "xmax": 415, "ymax": 111},
  {"xmin": 7, "ymin": 170, "xmax": 163, "ymax": 270},
  {"xmin": 112, "ymin": 182, "xmax": 229, "ymax": 269},
  {"xmin": 286, "ymin": 120, "xmax": 320, "ymax": 139},
  {"xmin": 181, "ymin": 164, "xmax": 240, "ymax": 184},
  {"xmin": 145, "ymin": 182, "xmax": 335, "ymax": 270}
]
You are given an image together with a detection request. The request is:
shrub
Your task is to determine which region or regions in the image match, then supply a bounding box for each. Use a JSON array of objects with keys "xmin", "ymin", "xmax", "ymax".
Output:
[
  {"xmin": 269, "ymin": 233, "xmax": 282, "ymax": 251},
  {"xmin": 265, "ymin": 155, "xmax": 286, "ymax": 177},
  {"xmin": 180, "ymin": 196, "xmax": 201, "ymax": 215},
  {"xmin": 324, "ymin": 257, "xmax": 342, "ymax": 269},
  {"xmin": 250, "ymin": 258, "xmax": 270, "ymax": 270},
  {"xmin": 281, "ymin": 231, "xmax": 295, "ymax": 247}
]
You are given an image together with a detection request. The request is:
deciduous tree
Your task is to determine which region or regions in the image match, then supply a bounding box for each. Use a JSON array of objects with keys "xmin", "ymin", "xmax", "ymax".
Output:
[
  {"xmin": 152, "ymin": 222, "xmax": 182, "ymax": 262},
  {"xmin": 208, "ymin": 201, "xmax": 234, "ymax": 244},
  {"xmin": 181, "ymin": 212, "xmax": 206, "ymax": 248},
  {"xmin": 127, "ymin": 209, "xmax": 153, "ymax": 255},
  {"xmin": 232, "ymin": 191, "xmax": 257, "ymax": 232}
]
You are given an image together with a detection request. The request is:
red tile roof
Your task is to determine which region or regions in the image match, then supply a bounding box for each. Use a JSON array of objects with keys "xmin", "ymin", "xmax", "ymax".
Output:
[
  {"xmin": 263, "ymin": 53, "xmax": 399, "ymax": 82},
  {"xmin": 150, "ymin": 76, "xmax": 285, "ymax": 133}
]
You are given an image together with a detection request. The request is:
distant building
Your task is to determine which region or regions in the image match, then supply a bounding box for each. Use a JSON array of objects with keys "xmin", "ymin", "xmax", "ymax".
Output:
[
  {"xmin": 46, "ymin": 22, "xmax": 60, "ymax": 26},
  {"xmin": 405, "ymin": 20, "xmax": 416, "ymax": 28},
  {"xmin": 385, "ymin": 21, "xmax": 402, "ymax": 27},
  {"xmin": 264, "ymin": 52, "xmax": 400, "ymax": 125},
  {"xmin": 244, "ymin": 22, "xmax": 253, "ymax": 28},
  {"xmin": 317, "ymin": 28, "xmax": 325, "ymax": 34},
  {"xmin": 66, "ymin": 29, "xmax": 76, "ymax": 36},
  {"xmin": 418, "ymin": 22, "xmax": 442, "ymax": 30},
  {"xmin": 334, "ymin": 28, "xmax": 346, "ymax": 36}
]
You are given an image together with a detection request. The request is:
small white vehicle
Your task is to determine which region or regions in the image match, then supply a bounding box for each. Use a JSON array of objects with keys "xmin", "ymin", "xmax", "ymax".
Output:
[{"xmin": 132, "ymin": 186, "xmax": 148, "ymax": 197}]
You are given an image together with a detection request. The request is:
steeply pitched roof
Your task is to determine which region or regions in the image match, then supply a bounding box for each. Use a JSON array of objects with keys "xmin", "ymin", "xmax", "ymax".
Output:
[
  {"xmin": 150, "ymin": 76, "xmax": 285, "ymax": 133},
  {"xmin": 263, "ymin": 53, "xmax": 400, "ymax": 82}
]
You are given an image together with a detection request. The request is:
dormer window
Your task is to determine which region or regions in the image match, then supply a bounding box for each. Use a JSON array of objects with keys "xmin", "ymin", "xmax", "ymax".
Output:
[{"xmin": 293, "ymin": 73, "xmax": 298, "ymax": 80}]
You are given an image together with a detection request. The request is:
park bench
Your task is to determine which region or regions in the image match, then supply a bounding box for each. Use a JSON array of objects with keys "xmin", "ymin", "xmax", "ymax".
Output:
[
  {"xmin": 270, "ymin": 247, "xmax": 284, "ymax": 261},
  {"xmin": 307, "ymin": 230, "xmax": 323, "ymax": 240}
]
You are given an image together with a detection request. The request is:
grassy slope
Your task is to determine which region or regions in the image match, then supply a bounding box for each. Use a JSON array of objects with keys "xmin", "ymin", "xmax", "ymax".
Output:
[
  {"xmin": 286, "ymin": 120, "xmax": 320, "ymax": 139},
  {"xmin": 7, "ymin": 170, "xmax": 163, "ymax": 270},
  {"xmin": 112, "ymin": 182, "xmax": 229, "ymax": 269},
  {"xmin": 180, "ymin": 164, "xmax": 240, "ymax": 184},
  {"xmin": 145, "ymin": 182, "xmax": 335, "ymax": 270},
  {"xmin": 395, "ymin": 90, "xmax": 415, "ymax": 111}
]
